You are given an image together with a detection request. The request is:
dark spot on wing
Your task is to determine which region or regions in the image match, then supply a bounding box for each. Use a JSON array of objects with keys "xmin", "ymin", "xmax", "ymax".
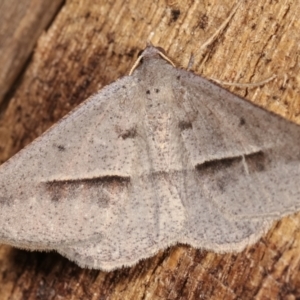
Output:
[
  {"xmin": 53, "ymin": 144, "xmax": 66, "ymax": 151},
  {"xmin": 57, "ymin": 145, "xmax": 66, "ymax": 151},
  {"xmin": 146, "ymin": 90, "xmax": 150, "ymax": 95},
  {"xmin": 179, "ymin": 121, "xmax": 193, "ymax": 130},
  {"xmin": 119, "ymin": 127, "xmax": 137, "ymax": 140},
  {"xmin": 239, "ymin": 117, "xmax": 246, "ymax": 126},
  {"xmin": 155, "ymin": 88, "xmax": 160, "ymax": 93}
]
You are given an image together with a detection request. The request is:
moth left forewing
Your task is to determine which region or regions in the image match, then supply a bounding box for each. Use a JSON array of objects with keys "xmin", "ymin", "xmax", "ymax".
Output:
[{"xmin": 0, "ymin": 75, "xmax": 145, "ymax": 250}]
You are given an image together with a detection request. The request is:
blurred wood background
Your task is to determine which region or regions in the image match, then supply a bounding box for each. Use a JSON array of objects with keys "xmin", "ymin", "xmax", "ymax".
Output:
[{"xmin": 0, "ymin": 0, "xmax": 299, "ymax": 299}]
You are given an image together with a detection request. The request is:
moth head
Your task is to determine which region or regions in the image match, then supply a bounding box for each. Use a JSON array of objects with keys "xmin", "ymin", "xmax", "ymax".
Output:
[{"xmin": 129, "ymin": 45, "xmax": 175, "ymax": 75}]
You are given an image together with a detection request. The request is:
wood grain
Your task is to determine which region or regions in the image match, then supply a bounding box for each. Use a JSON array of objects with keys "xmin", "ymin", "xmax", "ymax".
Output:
[
  {"xmin": 0, "ymin": 0, "xmax": 299, "ymax": 299},
  {"xmin": 0, "ymin": 0, "xmax": 64, "ymax": 106}
]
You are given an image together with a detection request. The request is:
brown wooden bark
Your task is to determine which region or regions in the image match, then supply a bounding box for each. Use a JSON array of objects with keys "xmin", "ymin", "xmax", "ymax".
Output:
[
  {"xmin": 0, "ymin": 0, "xmax": 299, "ymax": 299},
  {"xmin": 0, "ymin": 0, "xmax": 64, "ymax": 106}
]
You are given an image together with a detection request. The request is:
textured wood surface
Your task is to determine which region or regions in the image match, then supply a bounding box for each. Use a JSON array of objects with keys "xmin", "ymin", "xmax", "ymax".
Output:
[
  {"xmin": 0, "ymin": 0, "xmax": 299, "ymax": 299},
  {"xmin": 0, "ymin": 0, "xmax": 64, "ymax": 106}
]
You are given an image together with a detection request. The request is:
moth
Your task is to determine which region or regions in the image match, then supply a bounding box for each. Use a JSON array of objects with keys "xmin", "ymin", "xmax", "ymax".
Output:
[{"xmin": 0, "ymin": 45, "xmax": 299, "ymax": 270}]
